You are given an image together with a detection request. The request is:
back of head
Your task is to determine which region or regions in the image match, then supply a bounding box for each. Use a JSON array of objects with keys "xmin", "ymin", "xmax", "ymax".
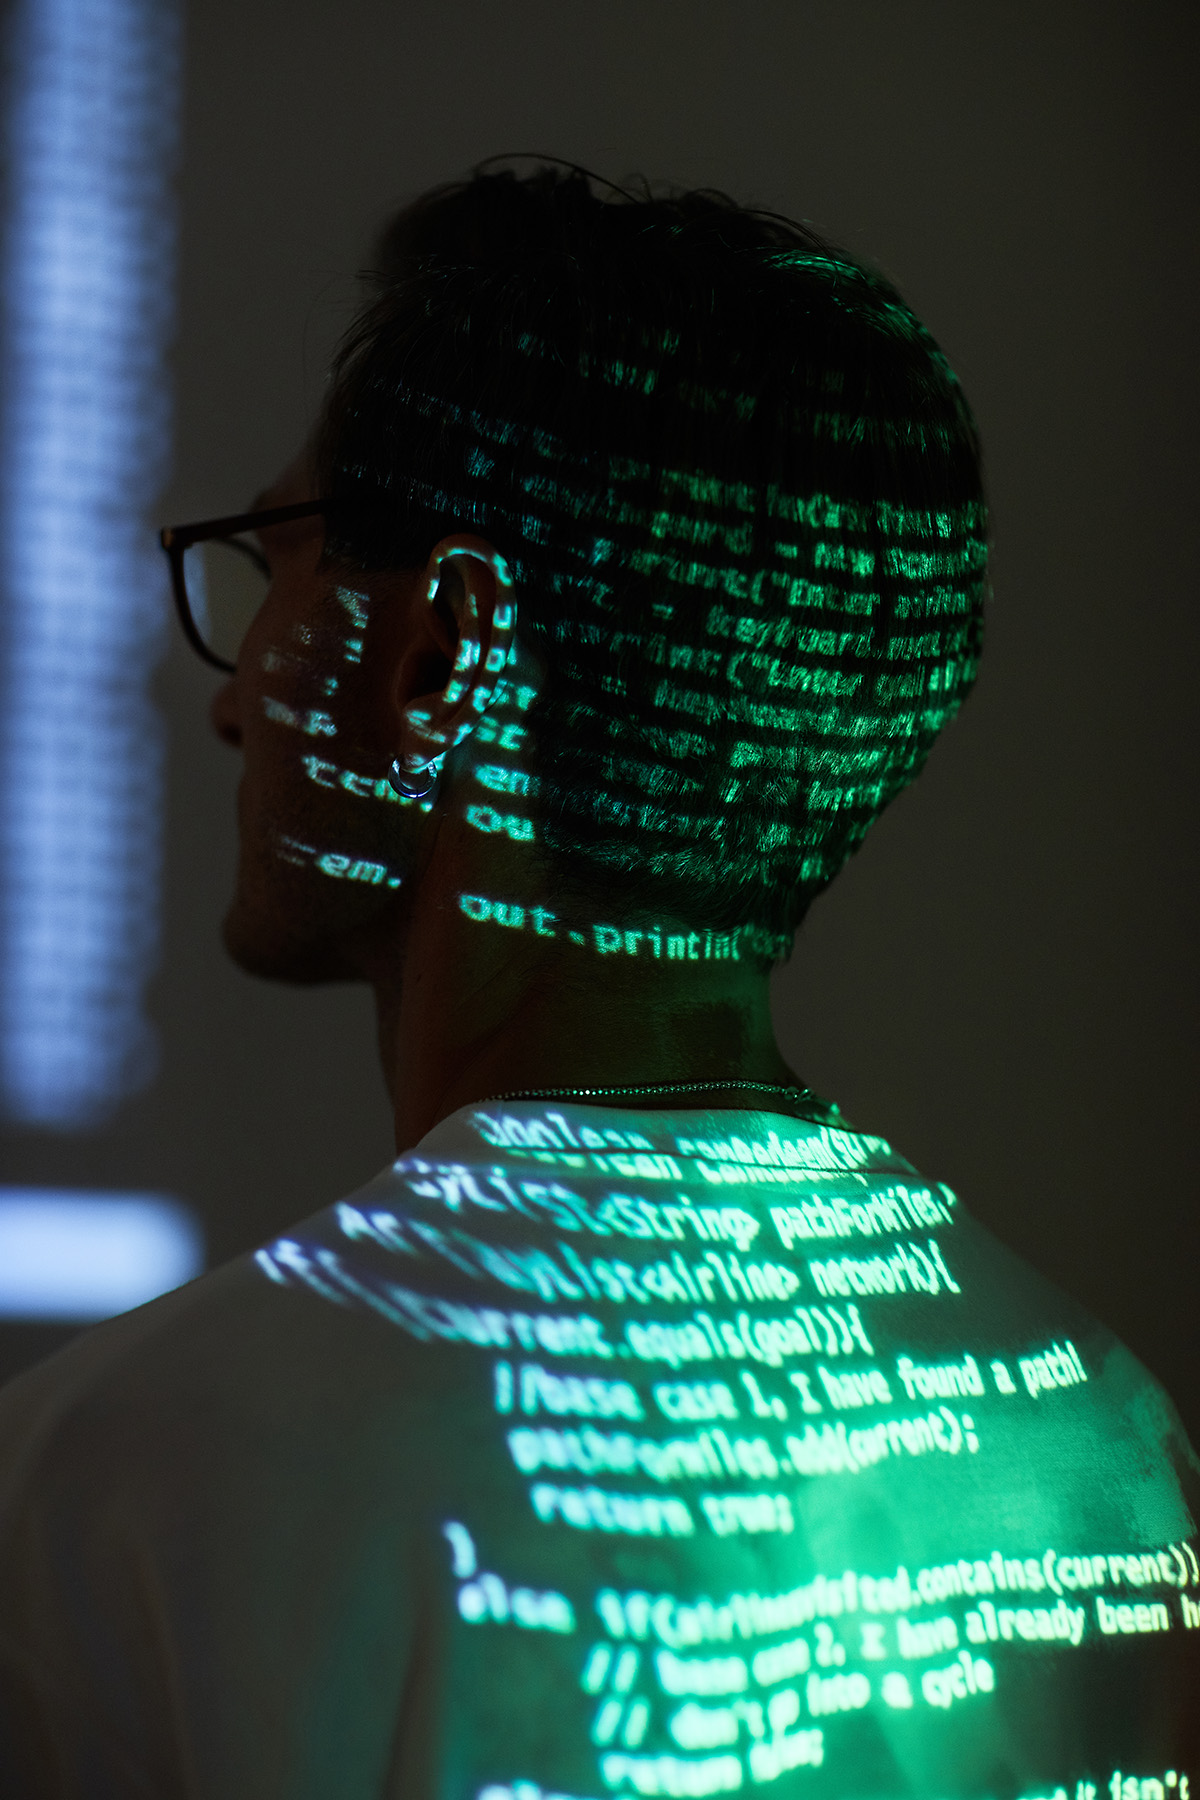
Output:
[{"xmin": 319, "ymin": 161, "xmax": 988, "ymax": 957}]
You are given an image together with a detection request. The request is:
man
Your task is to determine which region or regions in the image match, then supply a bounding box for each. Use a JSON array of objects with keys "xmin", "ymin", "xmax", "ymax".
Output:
[{"xmin": 0, "ymin": 162, "xmax": 1196, "ymax": 1795}]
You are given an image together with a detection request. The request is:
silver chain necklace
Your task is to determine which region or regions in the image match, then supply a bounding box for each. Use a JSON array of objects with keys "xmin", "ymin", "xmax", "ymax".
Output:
[{"xmin": 483, "ymin": 1078, "xmax": 816, "ymax": 1105}]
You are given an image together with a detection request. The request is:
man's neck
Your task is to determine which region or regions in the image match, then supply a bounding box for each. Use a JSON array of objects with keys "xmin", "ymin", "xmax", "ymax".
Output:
[{"xmin": 365, "ymin": 877, "xmax": 797, "ymax": 1151}]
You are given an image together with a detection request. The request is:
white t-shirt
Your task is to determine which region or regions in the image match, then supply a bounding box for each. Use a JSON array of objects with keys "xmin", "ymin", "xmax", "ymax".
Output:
[{"xmin": 1, "ymin": 1097, "xmax": 1197, "ymax": 1798}]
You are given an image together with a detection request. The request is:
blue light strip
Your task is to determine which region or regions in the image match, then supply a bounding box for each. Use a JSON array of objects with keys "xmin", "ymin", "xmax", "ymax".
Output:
[
  {"xmin": 0, "ymin": 0, "xmax": 181, "ymax": 1126},
  {"xmin": 0, "ymin": 1188, "xmax": 203, "ymax": 1320}
]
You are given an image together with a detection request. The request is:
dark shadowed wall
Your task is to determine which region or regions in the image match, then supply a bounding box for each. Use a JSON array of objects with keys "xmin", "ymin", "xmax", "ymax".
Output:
[{"xmin": 2, "ymin": 0, "xmax": 1196, "ymax": 1438}]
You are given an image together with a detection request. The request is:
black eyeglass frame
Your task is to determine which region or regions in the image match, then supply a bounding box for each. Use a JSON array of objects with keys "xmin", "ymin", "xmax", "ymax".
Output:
[{"xmin": 159, "ymin": 500, "xmax": 327, "ymax": 672}]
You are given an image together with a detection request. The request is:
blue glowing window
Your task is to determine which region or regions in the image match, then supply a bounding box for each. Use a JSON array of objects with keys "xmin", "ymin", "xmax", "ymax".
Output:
[
  {"xmin": 0, "ymin": 1189, "xmax": 203, "ymax": 1321},
  {"xmin": 0, "ymin": 0, "xmax": 182, "ymax": 1125}
]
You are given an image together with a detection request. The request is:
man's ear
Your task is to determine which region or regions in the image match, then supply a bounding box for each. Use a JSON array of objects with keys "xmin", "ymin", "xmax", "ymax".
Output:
[{"xmin": 392, "ymin": 535, "xmax": 516, "ymax": 777}]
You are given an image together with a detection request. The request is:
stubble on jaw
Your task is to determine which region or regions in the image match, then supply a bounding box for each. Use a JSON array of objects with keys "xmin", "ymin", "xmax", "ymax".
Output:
[
  {"xmin": 220, "ymin": 831, "xmax": 417, "ymax": 983},
  {"xmin": 219, "ymin": 771, "xmax": 422, "ymax": 985}
]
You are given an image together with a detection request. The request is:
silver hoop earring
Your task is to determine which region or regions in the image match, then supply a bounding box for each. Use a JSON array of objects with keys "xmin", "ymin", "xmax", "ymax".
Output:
[{"xmin": 388, "ymin": 757, "xmax": 440, "ymax": 801}]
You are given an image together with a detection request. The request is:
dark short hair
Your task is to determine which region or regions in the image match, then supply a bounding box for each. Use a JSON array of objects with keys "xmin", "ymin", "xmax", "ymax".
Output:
[{"xmin": 318, "ymin": 161, "xmax": 987, "ymax": 956}]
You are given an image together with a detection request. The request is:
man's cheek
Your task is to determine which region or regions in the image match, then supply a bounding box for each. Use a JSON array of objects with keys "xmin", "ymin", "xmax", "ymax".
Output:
[
  {"xmin": 271, "ymin": 832, "xmax": 405, "ymax": 895},
  {"xmin": 260, "ymin": 754, "xmax": 413, "ymax": 893}
]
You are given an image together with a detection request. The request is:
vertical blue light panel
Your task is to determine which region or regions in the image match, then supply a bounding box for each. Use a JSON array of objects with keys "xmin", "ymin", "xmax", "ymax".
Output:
[{"xmin": 0, "ymin": 0, "xmax": 181, "ymax": 1125}]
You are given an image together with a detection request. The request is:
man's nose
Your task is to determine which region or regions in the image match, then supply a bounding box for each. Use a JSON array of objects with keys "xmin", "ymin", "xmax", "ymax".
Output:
[{"xmin": 210, "ymin": 679, "xmax": 242, "ymax": 747}]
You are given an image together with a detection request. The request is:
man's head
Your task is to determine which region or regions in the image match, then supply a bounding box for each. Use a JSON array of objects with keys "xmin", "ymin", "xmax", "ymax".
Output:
[
  {"xmin": 218, "ymin": 160, "xmax": 986, "ymax": 986},
  {"xmin": 316, "ymin": 161, "xmax": 987, "ymax": 954}
]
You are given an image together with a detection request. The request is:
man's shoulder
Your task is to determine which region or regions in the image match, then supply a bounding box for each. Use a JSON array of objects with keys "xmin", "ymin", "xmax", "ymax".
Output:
[
  {"xmin": 0, "ymin": 1197, "xmax": 430, "ymax": 1795},
  {"xmin": 0, "ymin": 1199, "xmax": 417, "ymax": 1523}
]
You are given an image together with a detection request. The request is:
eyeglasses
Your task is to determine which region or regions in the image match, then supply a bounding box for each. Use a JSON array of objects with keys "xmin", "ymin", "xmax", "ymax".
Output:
[{"xmin": 159, "ymin": 500, "xmax": 326, "ymax": 672}]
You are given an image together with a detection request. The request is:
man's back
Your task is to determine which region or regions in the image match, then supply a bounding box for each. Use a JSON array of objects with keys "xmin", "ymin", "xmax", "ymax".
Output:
[{"xmin": 2, "ymin": 1096, "xmax": 1196, "ymax": 1796}]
